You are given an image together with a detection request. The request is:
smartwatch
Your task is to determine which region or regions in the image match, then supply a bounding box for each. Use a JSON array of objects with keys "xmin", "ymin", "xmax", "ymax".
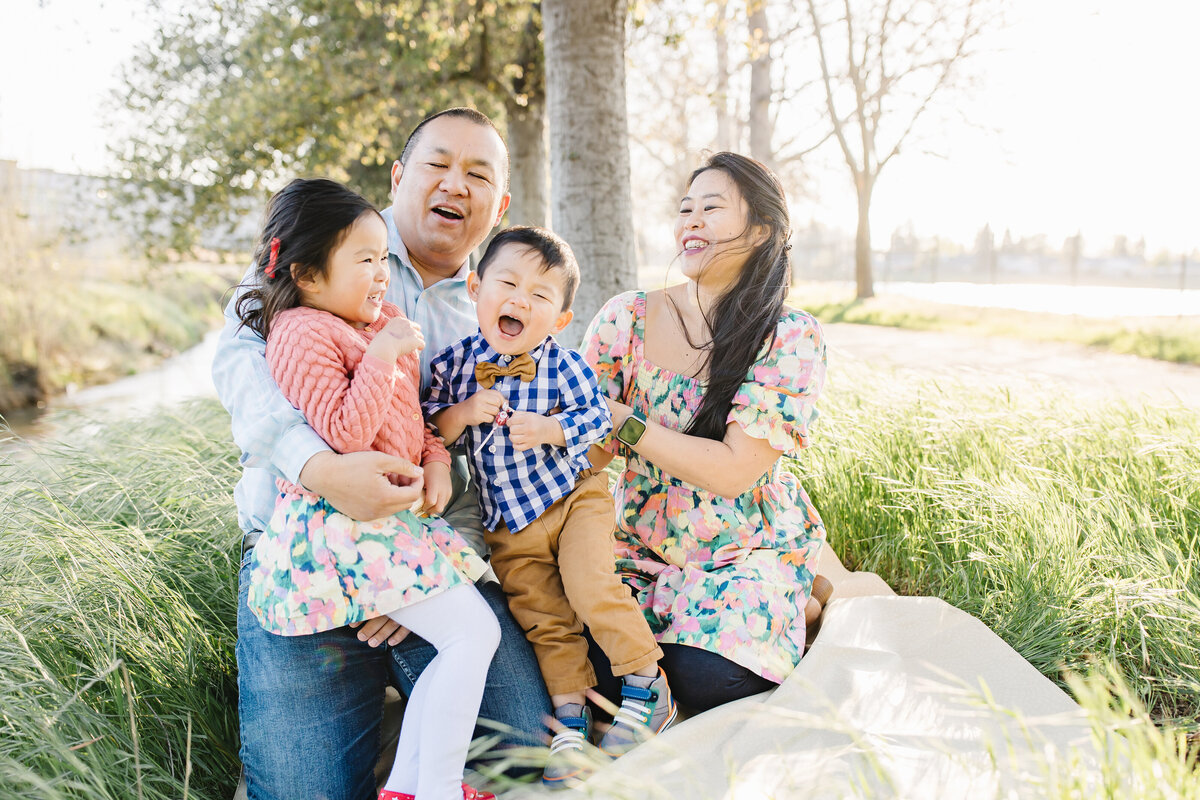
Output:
[{"xmin": 614, "ymin": 411, "xmax": 648, "ymax": 448}]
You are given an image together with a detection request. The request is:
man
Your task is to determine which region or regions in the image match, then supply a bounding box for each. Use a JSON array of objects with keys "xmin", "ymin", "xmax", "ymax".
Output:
[{"xmin": 214, "ymin": 108, "xmax": 551, "ymax": 800}]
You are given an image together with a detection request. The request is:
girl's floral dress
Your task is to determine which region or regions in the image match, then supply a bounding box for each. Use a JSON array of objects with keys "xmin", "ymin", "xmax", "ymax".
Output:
[
  {"xmin": 247, "ymin": 303, "xmax": 487, "ymax": 636},
  {"xmin": 582, "ymin": 291, "xmax": 827, "ymax": 682}
]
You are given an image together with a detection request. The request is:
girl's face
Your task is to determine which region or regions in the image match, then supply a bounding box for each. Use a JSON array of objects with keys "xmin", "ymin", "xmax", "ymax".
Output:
[
  {"xmin": 674, "ymin": 169, "xmax": 761, "ymax": 291},
  {"xmin": 298, "ymin": 212, "xmax": 390, "ymax": 328}
]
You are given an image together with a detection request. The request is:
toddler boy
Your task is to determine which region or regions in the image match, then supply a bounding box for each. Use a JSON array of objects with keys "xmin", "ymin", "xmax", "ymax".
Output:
[{"xmin": 425, "ymin": 226, "xmax": 676, "ymax": 786}]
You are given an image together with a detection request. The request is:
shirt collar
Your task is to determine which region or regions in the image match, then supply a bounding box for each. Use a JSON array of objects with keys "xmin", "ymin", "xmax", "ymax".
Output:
[
  {"xmin": 470, "ymin": 332, "xmax": 551, "ymax": 365},
  {"xmin": 382, "ymin": 205, "xmax": 472, "ymax": 286}
]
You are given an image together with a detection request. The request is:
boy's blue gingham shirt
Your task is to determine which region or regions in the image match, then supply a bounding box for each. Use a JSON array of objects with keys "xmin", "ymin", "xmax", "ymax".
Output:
[{"xmin": 425, "ymin": 333, "xmax": 613, "ymax": 534}]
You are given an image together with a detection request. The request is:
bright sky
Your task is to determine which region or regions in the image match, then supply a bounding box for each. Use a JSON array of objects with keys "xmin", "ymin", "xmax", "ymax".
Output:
[
  {"xmin": 859, "ymin": 0, "xmax": 1200, "ymax": 254},
  {"xmin": 1, "ymin": 0, "xmax": 1196, "ymax": 252}
]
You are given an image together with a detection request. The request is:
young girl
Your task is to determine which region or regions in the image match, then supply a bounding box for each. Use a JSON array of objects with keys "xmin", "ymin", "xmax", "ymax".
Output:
[{"xmin": 236, "ymin": 178, "xmax": 499, "ymax": 800}]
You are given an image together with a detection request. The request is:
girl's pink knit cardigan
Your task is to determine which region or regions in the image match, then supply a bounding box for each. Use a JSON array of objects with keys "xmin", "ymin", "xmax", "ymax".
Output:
[{"xmin": 265, "ymin": 302, "xmax": 450, "ymax": 482}]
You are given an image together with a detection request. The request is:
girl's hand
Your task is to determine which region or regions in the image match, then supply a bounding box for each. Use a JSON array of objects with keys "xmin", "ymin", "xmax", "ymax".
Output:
[
  {"xmin": 421, "ymin": 461, "xmax": 453, "ymax": 515},
  {"xmin": 380, "ymin": 316, "xmax": 424, "ymax": 356},
  {"xmin": 465, "ymin": 389, "xmax": 506, "ymax": 426},
  {"xmin": 507, "ymin": 410, "xmax": 564, "ymax": 450}
]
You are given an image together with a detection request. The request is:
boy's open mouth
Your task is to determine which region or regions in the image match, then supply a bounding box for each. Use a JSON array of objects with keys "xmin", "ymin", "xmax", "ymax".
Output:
[{"xmin": 499, "ymin": 315, "xmax": 524, "ymax": 336}]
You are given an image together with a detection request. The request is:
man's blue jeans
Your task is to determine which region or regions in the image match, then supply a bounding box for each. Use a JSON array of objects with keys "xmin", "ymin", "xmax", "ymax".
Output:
[{"xmin": 237, "ymin": 551, "xmax": 550, "ymax": 800}]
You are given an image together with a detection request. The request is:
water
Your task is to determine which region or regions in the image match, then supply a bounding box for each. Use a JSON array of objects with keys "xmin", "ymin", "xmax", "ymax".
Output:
[
  {"xmin": 2, "ymin": 329, "xmax": 220, "ymax": 441},
  {"xmin": 874, "ymin": 281, "xmax": 1200, "ymax": 318}
]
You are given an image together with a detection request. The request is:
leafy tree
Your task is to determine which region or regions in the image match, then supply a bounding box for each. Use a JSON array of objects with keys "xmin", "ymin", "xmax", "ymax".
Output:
[
  {"xmin": 111, "ymin": 0, "xmax": 546, "ymax": 255},
  {"xmin": 804, "ymin": 0, "xmax": 997, "ymax": 298}
]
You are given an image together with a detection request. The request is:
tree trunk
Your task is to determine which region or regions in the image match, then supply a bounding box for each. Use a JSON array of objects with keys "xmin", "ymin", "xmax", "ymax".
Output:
[
  {"xmin": 543, "ymin": 0, "xmax": 636, "ymax": 346},
  {"xmin": 505, "ymin": 96, "xmax": 549, "ymax": 228},
  {"xmin": 747, "ymin": 0, "xmax": 773, "ymax": 167},
  {"xmin": 714, "ymin": 0, "xmax": 733, "ymax": 152},
  {"xmin": 855, "ymin": 179, "xmax": 875, "ymax": 299}
]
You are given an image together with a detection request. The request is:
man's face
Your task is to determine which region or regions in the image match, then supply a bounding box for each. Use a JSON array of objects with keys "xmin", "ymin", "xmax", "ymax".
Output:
[{"xmin": 390, "ymin": 115, "xmax": 511, "ymax": 282}]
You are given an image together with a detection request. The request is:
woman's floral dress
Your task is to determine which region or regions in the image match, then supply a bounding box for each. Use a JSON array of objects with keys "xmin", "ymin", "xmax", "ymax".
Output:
[{"xmin": 582, "ymin": 291, "xmax": 827, "ymax": 683}]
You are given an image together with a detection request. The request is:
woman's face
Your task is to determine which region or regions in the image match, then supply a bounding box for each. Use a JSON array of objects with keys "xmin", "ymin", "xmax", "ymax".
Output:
[{"xmin": 674, "ymin": 168, "xmax": 758, "ymax": 290}]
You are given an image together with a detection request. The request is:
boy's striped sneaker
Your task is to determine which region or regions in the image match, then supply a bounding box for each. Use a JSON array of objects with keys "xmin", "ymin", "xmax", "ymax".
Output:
[
  {"xmin": 598, "ymin": 668, "xmax": 678, "ymax": 757},
  {"xmin": 542, "ymin": 703, "xmax": 594, "ymax": 789}
]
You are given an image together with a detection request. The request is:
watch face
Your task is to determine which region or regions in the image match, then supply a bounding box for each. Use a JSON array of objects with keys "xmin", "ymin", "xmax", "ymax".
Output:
[{"xmin": 618, "ymin": 415, "xmax": 647, "ymax": 445}]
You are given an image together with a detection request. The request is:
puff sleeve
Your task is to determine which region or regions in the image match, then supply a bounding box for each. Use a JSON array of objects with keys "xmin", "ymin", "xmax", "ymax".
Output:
[
  {"xmin": 726, "ymin": 311, "xmax": 826, "ymax": 456},
  {"xmin": 581, "ymin": 291, "xmax": 640, "ymax": 403},
  {"xmin": 581, "ymin": 291, "xmax": 640, "ymax": 455}
]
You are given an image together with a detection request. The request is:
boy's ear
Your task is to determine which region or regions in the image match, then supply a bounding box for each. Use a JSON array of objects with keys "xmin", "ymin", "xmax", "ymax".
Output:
[
  {"xmin": 466, "ymin": 271, "xmax": 481, "ymax": 300},
  {"xmin": 552, "ymin": 308, "xmax": 574, "ymax": 334}
]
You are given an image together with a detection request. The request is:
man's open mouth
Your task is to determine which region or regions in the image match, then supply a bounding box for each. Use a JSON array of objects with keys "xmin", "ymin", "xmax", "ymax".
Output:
[{"xmin": 432, "ymin": 205, "xmax": 464, "ymax": 220}]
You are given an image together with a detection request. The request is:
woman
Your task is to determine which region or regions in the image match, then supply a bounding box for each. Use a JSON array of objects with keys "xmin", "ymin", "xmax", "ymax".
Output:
[{"xmin": 582, "ymin": 152, "xmax": 829, "ymax": 711}]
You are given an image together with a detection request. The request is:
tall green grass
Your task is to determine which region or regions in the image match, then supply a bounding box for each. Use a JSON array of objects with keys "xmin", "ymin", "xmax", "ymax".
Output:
[
  {"xmin": 0, "ymin": 401, "xmax": 241, "ymax": 799},
  {"xmin": 803, "ymin": 364, "xmax": 1200, "ymax": 730},
  {"xmin": 1, "ymin": 366, "xmax": 1197, "ymax": 796}
]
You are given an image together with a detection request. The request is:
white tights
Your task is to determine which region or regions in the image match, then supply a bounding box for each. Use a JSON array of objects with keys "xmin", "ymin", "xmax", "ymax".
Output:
[{"xmin": 382, "ymin": 584, "xmax": 501, "ymax": 800}]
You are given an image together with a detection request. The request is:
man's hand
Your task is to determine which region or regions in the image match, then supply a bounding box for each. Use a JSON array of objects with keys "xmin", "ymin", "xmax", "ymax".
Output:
[
  {"xmin": 299, "ymin": 450, "xmax": 424, "ymax": 521},
  {"xmin": 507, "ymin": 410, "xmax": 565, "ymax": 450},
  {"xmin": 349, "ymin": 615, "xmax": 411, "ymax": 647},
  {"xmin": 422, "ymin": 461, "xmax": 453, "ymax": 515}
]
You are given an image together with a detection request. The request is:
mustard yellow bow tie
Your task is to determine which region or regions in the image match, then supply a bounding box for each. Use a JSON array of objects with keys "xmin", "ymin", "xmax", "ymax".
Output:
[{"xmin": 474, "ymin": 353, "xmax": 536, "ymax": 388}]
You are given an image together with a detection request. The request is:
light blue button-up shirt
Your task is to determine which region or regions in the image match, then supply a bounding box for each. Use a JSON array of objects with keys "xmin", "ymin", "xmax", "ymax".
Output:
[{"xmin": 212, "ymin": 206, "xmax": 478, "ymax": 534}]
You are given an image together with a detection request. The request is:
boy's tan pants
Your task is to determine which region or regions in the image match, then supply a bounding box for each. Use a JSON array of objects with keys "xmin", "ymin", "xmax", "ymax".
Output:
[{"xmin": 485, "ymin": 469, "xmax": 663, "ymax": 696}]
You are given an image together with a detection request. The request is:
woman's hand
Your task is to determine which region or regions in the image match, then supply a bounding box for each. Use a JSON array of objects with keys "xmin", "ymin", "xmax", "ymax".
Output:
[
  {"xmin": 604, "ymin": 396, "xmax": 634, "ymax": 427},
  {"xmin": 421, "ymin": 461, "xmax": 453, "ymax": 515}
]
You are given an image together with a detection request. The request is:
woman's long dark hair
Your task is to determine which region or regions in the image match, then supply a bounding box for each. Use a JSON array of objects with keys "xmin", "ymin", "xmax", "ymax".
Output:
[
  {"xmin": 674, "ymin": 152, "xmax": 792, "ymax": 441},
  {"xmin": 236, "ymin": 178, "xmax": 380, "ymax": 340}
]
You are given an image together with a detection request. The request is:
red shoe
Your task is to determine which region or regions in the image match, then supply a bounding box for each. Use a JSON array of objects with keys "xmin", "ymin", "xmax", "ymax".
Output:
[
  {"xmin": 379, "ymin": 784, "xmax": 493, "ymax": 800},
  {"xmin": 462, "ymin": 784, "xmax": 496, "ymax": 800}
]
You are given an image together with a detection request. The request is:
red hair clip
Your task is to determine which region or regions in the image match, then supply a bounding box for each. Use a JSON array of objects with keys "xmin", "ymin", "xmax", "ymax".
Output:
[{"xmin": 265, "ymin": 237, "xmax": 281, "ymax": 279}]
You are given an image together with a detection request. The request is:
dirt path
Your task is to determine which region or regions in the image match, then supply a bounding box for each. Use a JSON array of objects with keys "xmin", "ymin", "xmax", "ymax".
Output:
[{"xmin": 825, "ymin": 323, "xmax": 1200, "ymax": 408}]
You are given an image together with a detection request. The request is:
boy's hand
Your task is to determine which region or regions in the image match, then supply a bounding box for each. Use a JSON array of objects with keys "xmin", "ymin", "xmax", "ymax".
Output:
[
  {"xmin": 464, "ymin": 389, "xmax": 507, "ymax": 426},
  {"xmin": 507, "ymin": 410, "xmax": 565, "ymax": 450},
  {"xmin": 421, "ymin": 461, "xmax": 453, "ymax": 515}
]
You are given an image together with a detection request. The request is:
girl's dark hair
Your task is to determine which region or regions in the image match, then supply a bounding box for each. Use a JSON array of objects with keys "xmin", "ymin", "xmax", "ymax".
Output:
[
  {"xmin": 673, "ymin": 152, "xmax": 792, "ymax": 441},
  {"xmin": 236, "ymin": 178, "xmax": 381, "ymax": 340}
]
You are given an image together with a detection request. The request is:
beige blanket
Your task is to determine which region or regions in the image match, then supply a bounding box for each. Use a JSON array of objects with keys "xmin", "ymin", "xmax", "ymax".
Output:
[{"xmin": 519, "ymin": 596, "xmax": 1098, "ymax": 800}]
